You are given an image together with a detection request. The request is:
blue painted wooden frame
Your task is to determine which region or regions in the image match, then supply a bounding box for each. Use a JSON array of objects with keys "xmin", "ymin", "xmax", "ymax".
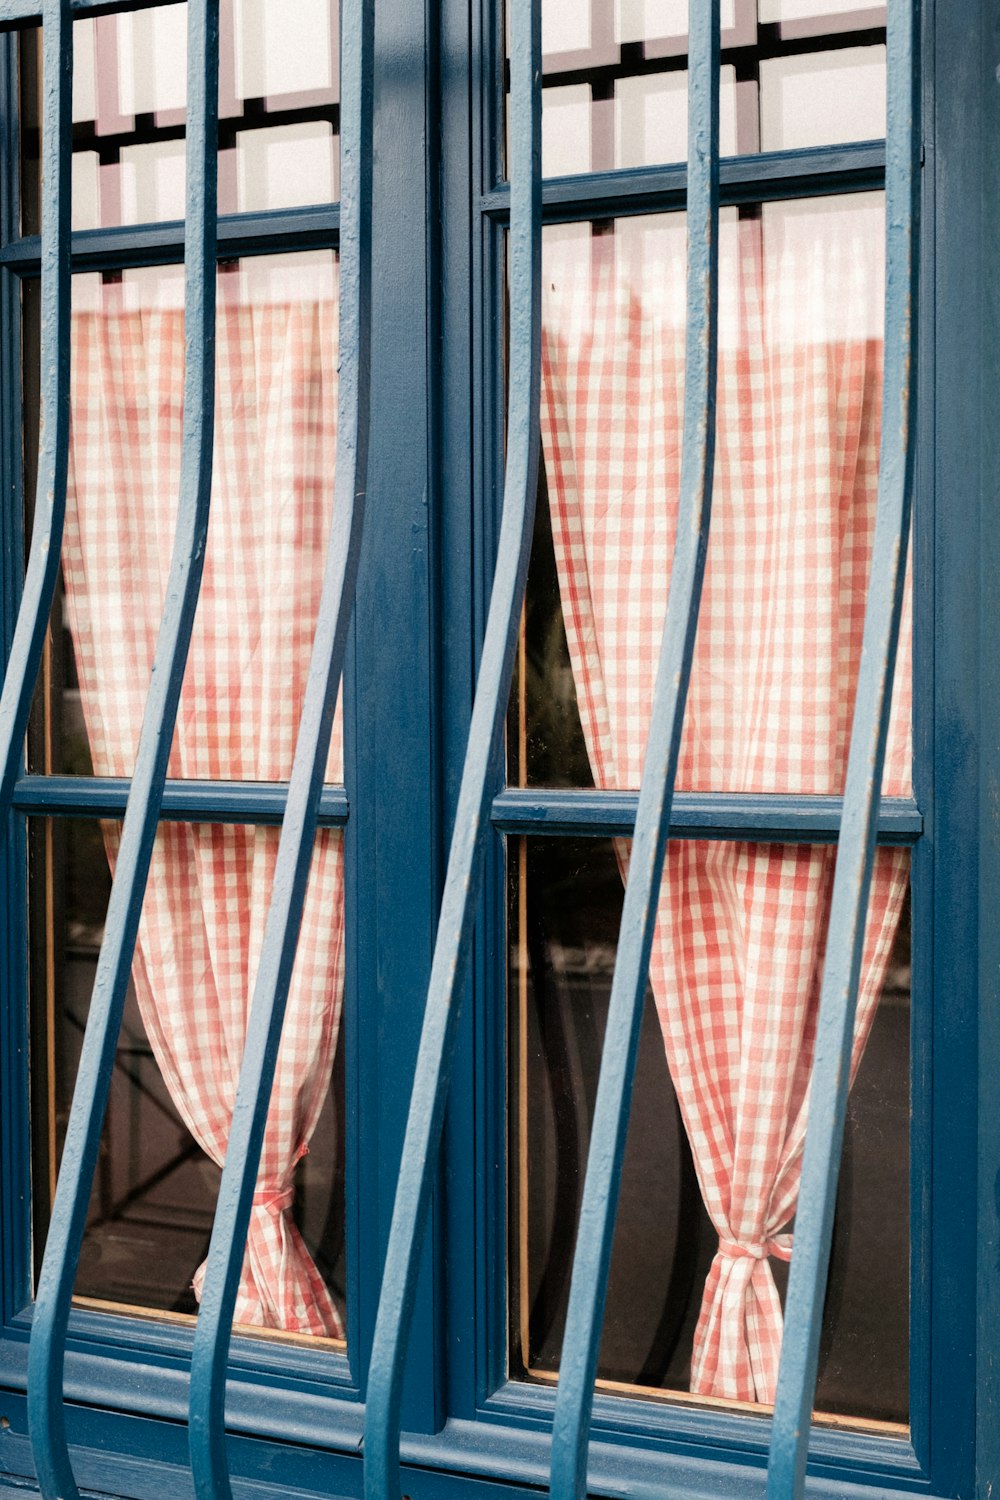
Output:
[
  {"xmin": 0, "ymin": 0, "xmax": 993, "ymax": 1496},
  {"xmin": 363, "ymin": 0, "xmax": 541, "ymax": 1490}
]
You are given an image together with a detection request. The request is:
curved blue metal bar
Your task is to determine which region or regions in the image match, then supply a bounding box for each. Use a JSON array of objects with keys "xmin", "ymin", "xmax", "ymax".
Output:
[
  {"xmin": 362, "ymin": 2, "xmax": 541, "ymax": 1495},
  {"xmin": 186, "ymin": 2, "xmax": 373, "ymax": 1495},
  {"xmin": 765, "ymin": 4, "xmax": 919, "ymax": 1498},
  {"xmin": 546, "ymin": 6, "xmax": 719, "ymax": 1499},
  {"xmin": 0, "ymin": 0, "xmax": 71, "ymax": 826},
  {"xmin": 26, "ymin": 3, "xmax": 220, "ymax": 1495}
]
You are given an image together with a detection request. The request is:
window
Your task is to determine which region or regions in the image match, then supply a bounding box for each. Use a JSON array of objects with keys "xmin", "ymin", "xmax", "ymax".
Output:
[{"xmin": 0, "ymin": 1, "xmax": 995, "ymax": 1499}]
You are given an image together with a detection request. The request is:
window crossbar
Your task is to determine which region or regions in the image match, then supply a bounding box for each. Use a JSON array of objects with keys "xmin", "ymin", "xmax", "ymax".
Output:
[
  {"xmin": 0, "ymin": 0, "xmax": 186, "ymax": 28},
  {"xmin": 491, "ymin": 788, "xmax": 923, "ymax": 843},
  {"xmin": 11, "ymin": 773, "xmax": 351, "ymax": 826}
]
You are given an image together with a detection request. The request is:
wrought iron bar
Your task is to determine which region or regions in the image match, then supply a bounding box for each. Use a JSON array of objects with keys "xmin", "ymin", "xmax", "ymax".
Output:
[
  {"xmin": 186, "ymin": 0, "xmax": 373, "ymax": 1494},
  {"xmin": 766, "ymin": 2, "xmax": 919, "ymax": 1495},
  {"xmin": 26, "ymin": 3, "xmax": 220, "ymax": 1495},
  {"xmin": 0, "ymin": 0, "xmax": 70, "ymax": 826},
  {"xmin": 362, "ymin": 1, "xmax": 541, "ymax": 1495},
  {"xmin": 546, "ymin": 5, "xmax": 720, "ymax": 1499}
]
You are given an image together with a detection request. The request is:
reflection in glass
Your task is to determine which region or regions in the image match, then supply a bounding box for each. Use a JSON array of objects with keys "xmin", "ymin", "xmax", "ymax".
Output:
[
  {"xmin": 25, "ymin": 252, "xmax": 342, "ymax": 784},
  {"xmin": 759, "ymin": 46, "xmax": 886, "ymax": 151},
  {"xmin": 508, "ymin": 835, "xmax": 910, "ymax": 1425},
  {"xmin": 29, "ymin": 817, "xmax": 347, "ymax": 1336},
  {"xmin": 19, "ymin": 0, "xmax": 340, "ymax": 233},
  {"xmin": 510, "ymin": 198, "xmax": 911, "ymax": 798},
  {"xmin": 536, "ymin": 69, "xmax": 739, "ymax": 178},
  {"xmin": 506, "ymin": 0, "xmax": 886, "ymax": 176}
]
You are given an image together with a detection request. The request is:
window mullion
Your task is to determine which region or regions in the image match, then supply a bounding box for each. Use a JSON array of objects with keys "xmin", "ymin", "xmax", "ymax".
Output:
[{"xmin": 362, "ymin": 0, "xmax": 542, "ymax": 1487}]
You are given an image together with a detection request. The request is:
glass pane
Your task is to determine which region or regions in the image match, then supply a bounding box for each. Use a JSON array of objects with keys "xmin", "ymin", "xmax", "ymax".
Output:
[
  {"xmin": 508, "ymin": 834, "xmax": 910, "ymax": 1425},
  {"xmin": 19, "ymin": 0, "xmax": 340, "ymax": 234},
  {"xmin": 29, "ymin": 817, "xmax": 347, "ymax": 1339},
  {"xmin": 25, "ymin": 251, "xmax": 343, "ymax": 784},
  {"xmin": 504, "ymin": 0, "xmax": 886, "ymax": 176},
  {"xmin": 508, "ymin": 197, "xmax": 912, "ymax": 798},
  {"xmin": 759, "ymin": 47, "xmax": 886, "ymax": 152}
]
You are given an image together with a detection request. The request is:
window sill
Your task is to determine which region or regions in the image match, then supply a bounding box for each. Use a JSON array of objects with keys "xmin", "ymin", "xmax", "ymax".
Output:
[{"xmin": 0, "ymin": 1404, "xmax": 941, "ymax": 1500}]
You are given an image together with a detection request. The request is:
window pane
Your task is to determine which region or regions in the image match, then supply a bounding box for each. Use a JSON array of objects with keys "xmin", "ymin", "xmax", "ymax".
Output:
[
  {"xmin": 507, "ymin": 834, "xmax": 910, "ymax": 1426},
  {"xmin": 25, "ymin": 252, "xmax": 343, "ymax": 784},
  {"xmin": 19, "ymin": 0, "xmax": 340, "ymax": 234},
  {"xmin": 759, "ymin": 46, "xmax": 886, "ymax": 152},
  {"xmin": 503, "ymin": 1, "xmax": 886, "ymax": 176},
  {"xmin": 29, "ymin": 816, "xmax": 347, "ymax": 1340},
  {"xmin": 508, "ymin": 197, "xmax": 912, "ymax": 799}
]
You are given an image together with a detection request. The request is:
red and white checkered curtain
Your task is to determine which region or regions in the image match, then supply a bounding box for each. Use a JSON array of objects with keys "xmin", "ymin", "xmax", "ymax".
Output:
[
  {"xmin": 540, "ymin": 204, "xmax": 911, "ymax": 1404},
  {"xmin": 62, "ymin": 272, "xmax": 345, "ymax": 1337}
]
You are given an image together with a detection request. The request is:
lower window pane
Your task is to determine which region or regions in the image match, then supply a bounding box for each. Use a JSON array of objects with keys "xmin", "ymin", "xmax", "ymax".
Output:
[
  {"xmin": 508, "ymin": 834, "xmax": 910, "ymax": 1427},
  {"xmin": 29, "ymin": 816, "xmax": 347, "ymax": 1343}
]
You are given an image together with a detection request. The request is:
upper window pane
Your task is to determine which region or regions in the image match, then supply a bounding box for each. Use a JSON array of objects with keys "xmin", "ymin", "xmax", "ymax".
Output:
[
  {"xmin": 509, "ymin": 196, "xmax": 911, "ymax": 797},
  {"xmin": 25, "ymin": 251, "xmax": 343, "ymax": 785},
  {"xmin": 504, "ymin": 2, "xmax": 886, "ymax": 177},
  {"xmin": 19, "ymin": 0, "xmax": 341, "ymax": 234}
]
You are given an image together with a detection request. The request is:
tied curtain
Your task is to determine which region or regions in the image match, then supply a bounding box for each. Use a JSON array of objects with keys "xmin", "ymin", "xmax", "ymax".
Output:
[
  {"xmin": 62, "ymin": 272, "xmax": 345, "ymax": 1337},
  {"xmin": 539, "ymin": 206, "xmax": 911, "ymax": 1404}
]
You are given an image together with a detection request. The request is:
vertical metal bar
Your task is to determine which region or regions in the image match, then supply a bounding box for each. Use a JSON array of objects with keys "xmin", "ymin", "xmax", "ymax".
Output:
[
  {"xmin": 765, "ymin": 3, "xmax": 919, "ymax": 1497},
  {"xmin": 363, "ymin": 1, "xmax": 541, "ymax": 1495},
  {"xmin": 0, "ymin": 0, "xmax": 71, "ymax": 827},
  {"xmin": 26, "ymin": 3, "xmax": 220, "ymax": 1496},
  {"xmin": 186, "ymin": 1, "xmax": 373, "ymax": 1494},
  {"xmin": 546, "ymin": 5, "xmax": 720, "ymax": 1498}
]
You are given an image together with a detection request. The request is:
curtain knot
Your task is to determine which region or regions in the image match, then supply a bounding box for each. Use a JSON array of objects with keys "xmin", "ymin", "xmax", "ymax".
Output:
[
  {"xmin": 718, "ymin": 1234, "xmax": 792, "ymax": 1263},
  {"xmin": 252, "ymin": 1184, "xmax": 295, "ymax": 1216}
]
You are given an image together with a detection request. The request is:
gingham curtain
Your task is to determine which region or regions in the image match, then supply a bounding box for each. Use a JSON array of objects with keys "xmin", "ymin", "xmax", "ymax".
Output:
[
  {"xmin": 62, "ymin": 276, "xmax": 345, "ymax": 1337},
  {"xmin": 540, "ymin": 207, "xmax": 912, "ymax": 1404}
]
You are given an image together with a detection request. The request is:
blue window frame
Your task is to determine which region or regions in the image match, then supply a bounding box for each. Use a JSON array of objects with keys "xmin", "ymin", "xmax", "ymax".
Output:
[{"xmin": 0, "ymin": 1, "xmax": 996, "ymax": 1498}]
